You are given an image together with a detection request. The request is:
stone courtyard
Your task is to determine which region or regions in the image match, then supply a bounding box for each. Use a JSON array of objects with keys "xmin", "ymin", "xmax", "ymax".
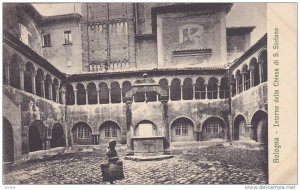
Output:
[{"xmin": 3, "ymin": 142, "xmax": 268, "ymax": 185}]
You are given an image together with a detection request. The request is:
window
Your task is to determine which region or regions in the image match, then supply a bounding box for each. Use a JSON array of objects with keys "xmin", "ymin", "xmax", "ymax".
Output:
[
  {"xmin": 175, "ymin": 122, "xmax": 188, "ymax": 136},
  {"xmin": 64, "ymin": 31, "xmax": 72, "ymax": 44},
  {"xmin": 77, "ymin": 125, "xmax": 91, "ymax": 139},
  {"xmin": 42, "ymin": 34, "xmax": 51, "ymax": 47},
  {"xmin": 204, "ymin": 121, "xmax": 220, "ymax": 134},
  {"xmin": 105, "ymin": 126, "xmax": 117, "ymax": 138}
]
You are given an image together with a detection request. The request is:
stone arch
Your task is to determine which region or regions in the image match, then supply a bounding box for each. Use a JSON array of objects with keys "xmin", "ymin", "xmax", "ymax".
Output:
[
  {"xmin": 99, "ymin": 120, "xmax": 122, "ymax": 143},
  {"xmin": 3, "ymin": 117, "xmax": 14, "ymax": 162},
  {"xmin": 250, "ymin": 57, "xmax": 260, "ymax": 86},
  {"xmin": 72, "ymin": 122, "xmax": 92, "ymax": 145},
  {"xmin": 242, "ymin": 64, "xmax": 250, "ymax": 91},
  {"xmin": 10, "ymin": 54, "xmax": 23, "ymax": 89},
  {"xmin": 201, "ymin": 117, "xmax": 226, "ymax": 141},
  {"xmin": 76, "ymin": 83, "xmax": 86, "ymax": 105},
  {"xmin": 50, "ymin": 123, "xmax": 66, "ymax": 148},
  {"xmin": 170, "ymin": 117, "xmax": 195, "ymax": 142},
  {"xmin": 258, "ymin": 49, "xmax": 267, "ymax": 83},
  {"xmin": 99, "ymin": 82, "xmax": 109, "ymax": 104},
  {"xmin": 66, "ymin": 83, "xmax": 75, "ymax": 105},
  {"xmin": 35, "ymin": 68, "xmax": 44, "ymax": 97},
  {"xmin": 230, "ymin": 74, "xmax": 236, "ymax": 97},
  {"xmin": 251, "ymin": 110, "xmax": 268, "ymax": 144},
  {"xmin": 24, "ymin": 62, "xmax": 35, "ymax": 93},
  {"xmin": 87, "ymin": 82, "xmax": 97, "ymax": 104},
  {"xmin": 207, "ymin": 77, "xmax": 218, "ymax": 99},
  {"xmin": 159, "ymin": 78, "xmax": 169, "ymax": 98},
  {"xmin": 170, "ymin": 78, "xmax": 181, "ymax": 101},
  {"xmin": 182, "ymin": 78, "xmax": 193, "ymax": 100},
  {"xmin": 195, "ymin": 77, "xmax": 206, "ymax": 99},
  {"xmin": 52, "ymin": 78, "xmax": 59, "ymax": 102},
  {"xmin": 122, "ymin": 81, "xmax": 131, "ymax": 103},
  {"xmin": 134, "ymin": 120, "xmax": 158, "ymax": 137},
  {"xmin": 29, "ymin": 120, "xmax": 47, "ymax": 152},
  {"xmin": 45, "ymin": 74, "xmax": 52, "ymax": 100},
  {"xmin": 233, "ymin": 114, "xmax": 249, "ymax": 141},
  {"xmin": 111, "ymin": 81, "xmax": 121, "ymax": 103},
  {"xmin": 220, "ymin": 77, "xmax": 230, "ymax": 99}
]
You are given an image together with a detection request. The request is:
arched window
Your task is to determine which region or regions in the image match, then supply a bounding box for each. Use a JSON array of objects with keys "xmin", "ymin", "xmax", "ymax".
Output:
[
  {"xmin": 250, "ymin": 58, "xmax": 260, "ymax": 86},
  {"xmin": 99, "ymin": 82, "xmax": 109, "ymax": 104},
  {"xmin": 202, "ymin": 117, "xmax": 225, "ymax": 141},
  {"xmin": 3, "ymin": 49, "xmax": 10, "ymax": 85},
  {"xmin": 251, "ymin": 111, "xmax": 268, "ymax": 144},
  {"xmin": 242, "ymin": 65, "xmax": 250, "ymax": 91},
  {"xmin": 159, "ymin": 78, "xmax": 169, "ymax": 99},
  {"xmin": 220, "ymin": 77, "xmax": 230, "ymax": 99},
  {"xmin": 87, "ymin": 82, "xmax": 97, "ymax": 104},
  {"xmin": 233, "ymin": 115, "xmax": 248, "ymax": 141},
  {"xmin": 230, "ymin": 74, "xmax": 236, "ymax": 97},
  {"xmin": 171, "ymin": 117, "xmax": 195, "ymax": 142},
  {"xmin": 66, "ymin": 84, "xmax": 75, "ymax": 105},
  {"xmin": 182, "ymin": 78, "xmax": 193, "ymax": 100},
  {"xmin": 72, "ymin": 122, "xmax": 92, "ymax": 145},
  {"xmin": 195, "ymin": 77, "xmax": 206, "ymax": 99},
  {"xmin": 36, "ymin": 69, "xmax": 44, "ymax": 97},
  {"xmin": 76, "ymin": 83, "xmax": 86, "ymax": 105},
  {"xmin": 259, "ymin": 50, "xmax": 267, "ymax": 83},
  {"xmin": 10, "ymin": 54, "xmax": 22, "ymax": 89},
  {"xmin": 77, "ymin": 124, "xmax": 91, "ymax": 139},
  {"xmin": 52, "ymin": 78, "xmax": 59, "ymax": 102},
  {"xmin": 170, "ymin": 78, "xmax": 181, "ymax": 101},
  {"xmin": 207, "ymin": 78, "xmax": 218, "ymax": 99},
  {"xmin": 45, "ymin": 74, "xmax": 52, "ymax": 100},
  {"xmin": 135, "ymin": 120, "xmax": 157, "ymax": 137},
  {"xmin": 50, "ymin": 123, "xmax": 66, "ymax": 148},
  {"xmin": 111, "ymin": 81, "xmax": 121, "ymax": 103},
  {"xmin": 122, "ymin": 81, "xmax": 131, "ymax": 103},
  {"xmin": 3, "ymin": 117, "xmax": 14, "ymax": 162},
  {"xmin": 29, "ymin": 120, "xmax": 47, "ymax": 152},
  {"xmin": 235, "ymin": 70, "xmax": 242, "ymax": 94},
  {"xmin": 24, "ymin": 62, "xmax": 35, "ymax": 93},
  {"xmin": 99, "ymin": 121, "xmax": 121, "ymax": 143}
]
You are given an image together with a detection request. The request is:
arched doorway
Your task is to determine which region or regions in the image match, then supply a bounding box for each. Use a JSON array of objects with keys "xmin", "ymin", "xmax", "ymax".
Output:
[
  {"xmin": 234, "ymin": 115, "xmax": 249, "ymax": 141},
  {"xmin": 251, "ymin": 111, "xmax": 268, "ymax": 144},
  {"xmin": 171, "ymin": 117, "xmax": 195, "ymax": 142},
  {"xmin": 99, "ymin": 121, "xmax": 122, "ymax": 143},
  {"xmin": 50, "ymin": 123, "xmax": 66, "ymax": 148},
  {"xmin": 29, "ymin": 120, "xmax": 47, "ymax": 152},
  {"xmin": 3, "ymin": 117, "xmax": 14, "ymax": 162},
  {"xmin": 135, "ymin": 120, "xmax": 157, "ymax": 137},
  {"xmin": 202, "ymin": 117, "xmax": 225, "ymax": 141}
]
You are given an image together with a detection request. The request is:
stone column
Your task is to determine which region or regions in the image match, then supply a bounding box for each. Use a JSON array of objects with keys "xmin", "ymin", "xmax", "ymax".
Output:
[
  {"xmin": 60, "ymin": 88, "xmax": 66, "ymax": 105},
  {"xmin": 126, "ymin": 98, "xmax": 134, "ymax": 155},
  {"xmin": 241, "ymin": 72, "xmax": 245, "ymax": 92},
  {"xmin": 20, "ymin": 66, "xmax": 25, "ymax": 90},
  {"xmin": 32, "ymin": 72, "xmax": 36, "ymax": 94},
  {"xmin": 258, "ymin": 61, "xmax": 262, "ymax": 84},
  {"xmin": 41, "ymin": 80, "xmax": 45, "ymax": 98},
  {"xmin": 180, "ymin": 85, "xmax": 183, "ymax": 100},
  {"xmin": 74, "ymin": 89, "xmax": 78, "ymax": 105},
  {"xmin": 5, "ymin": 64, "xmax": 10, "ymax": 85},
  {"xmin": 120, "ymin": 88, "xmax": 123, "ymax": 103},
  {"xmin": 55, "ymin": 86, "xmax": 59, "ymax": 103},
  {"xmin": 96, "ymin": 89, "xmax": 100, "ymax": 104},
  {"xmin": 217, "ymin": 85, "xmax": 220, "ymax": 99},
  {"xmin": 108, "ymin": 88, "xmax": 111, "ymax": 104},
  {"xmin": 250, "ymin": 68, "xmax": 254, "ymax": 87},
  {"xmin": 161, "ymin": 98, "xmax": 170, "ymax": 153},
  {"xmin": 85, "ymin": 86, "xmax": 88, "ymax": 104},
  {"xmin": 168, "ymin": 86, "xmax": 171, "ymax": 101},
  {"xmin": 192, "ymin": 83, "xmax": 196, "ymax": 100},
  {"xmin": 235, "ymin": 78, "xmax": 239, "ymax": 94},
  {"xmin": 49, "ymin": 82, "xmax": 53, "ymax": 100},
  {"xmin": 205, "ymin": 84, "xmax": 208, "ymax": 99}
]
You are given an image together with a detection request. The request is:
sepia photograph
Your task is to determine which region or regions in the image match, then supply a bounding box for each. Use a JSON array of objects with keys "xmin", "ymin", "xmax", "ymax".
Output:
[{"xmin": 1, "ymin": 2, "xmax": 296, "ymax": 186}]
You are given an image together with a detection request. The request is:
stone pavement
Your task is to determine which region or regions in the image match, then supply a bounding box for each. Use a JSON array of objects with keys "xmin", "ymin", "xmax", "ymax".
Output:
[{"xmin": 3, "ymin": 145, "xmax": 268, "ymax": 185}]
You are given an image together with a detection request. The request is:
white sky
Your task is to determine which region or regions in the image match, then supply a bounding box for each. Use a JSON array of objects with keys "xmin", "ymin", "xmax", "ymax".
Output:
[{"xmin": 32, "ymin": 3, "xmax": 266, "ymax": 45}]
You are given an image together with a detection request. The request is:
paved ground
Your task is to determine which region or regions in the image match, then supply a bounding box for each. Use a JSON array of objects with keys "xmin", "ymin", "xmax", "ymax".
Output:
[{"xmin": 3, "ymin": 143, "xmax": 268, "ymax": 184}]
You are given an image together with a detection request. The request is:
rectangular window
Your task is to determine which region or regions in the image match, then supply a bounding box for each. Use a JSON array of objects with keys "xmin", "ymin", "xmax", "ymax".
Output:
[
  {"xmin": 64, "ymin": 31, "xmax": 72, "ymax": 44},
  {"xmin": 42, "ymin": 34, "xmax": 51, "ymax": 47},
  {"xmin": 175, "ymin": 123, "xmax": 188, "ymax": 136},
  {"xmin": 205, "ymin": 121, "xmax": 220, "ymax": 134},
  {"xmin": 105, "ymin": 126, "xmax": 117, "ymax": 138},
  {"xmin": 77, "ymin": 125, "xmax": 90, "ymax": 139}
]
